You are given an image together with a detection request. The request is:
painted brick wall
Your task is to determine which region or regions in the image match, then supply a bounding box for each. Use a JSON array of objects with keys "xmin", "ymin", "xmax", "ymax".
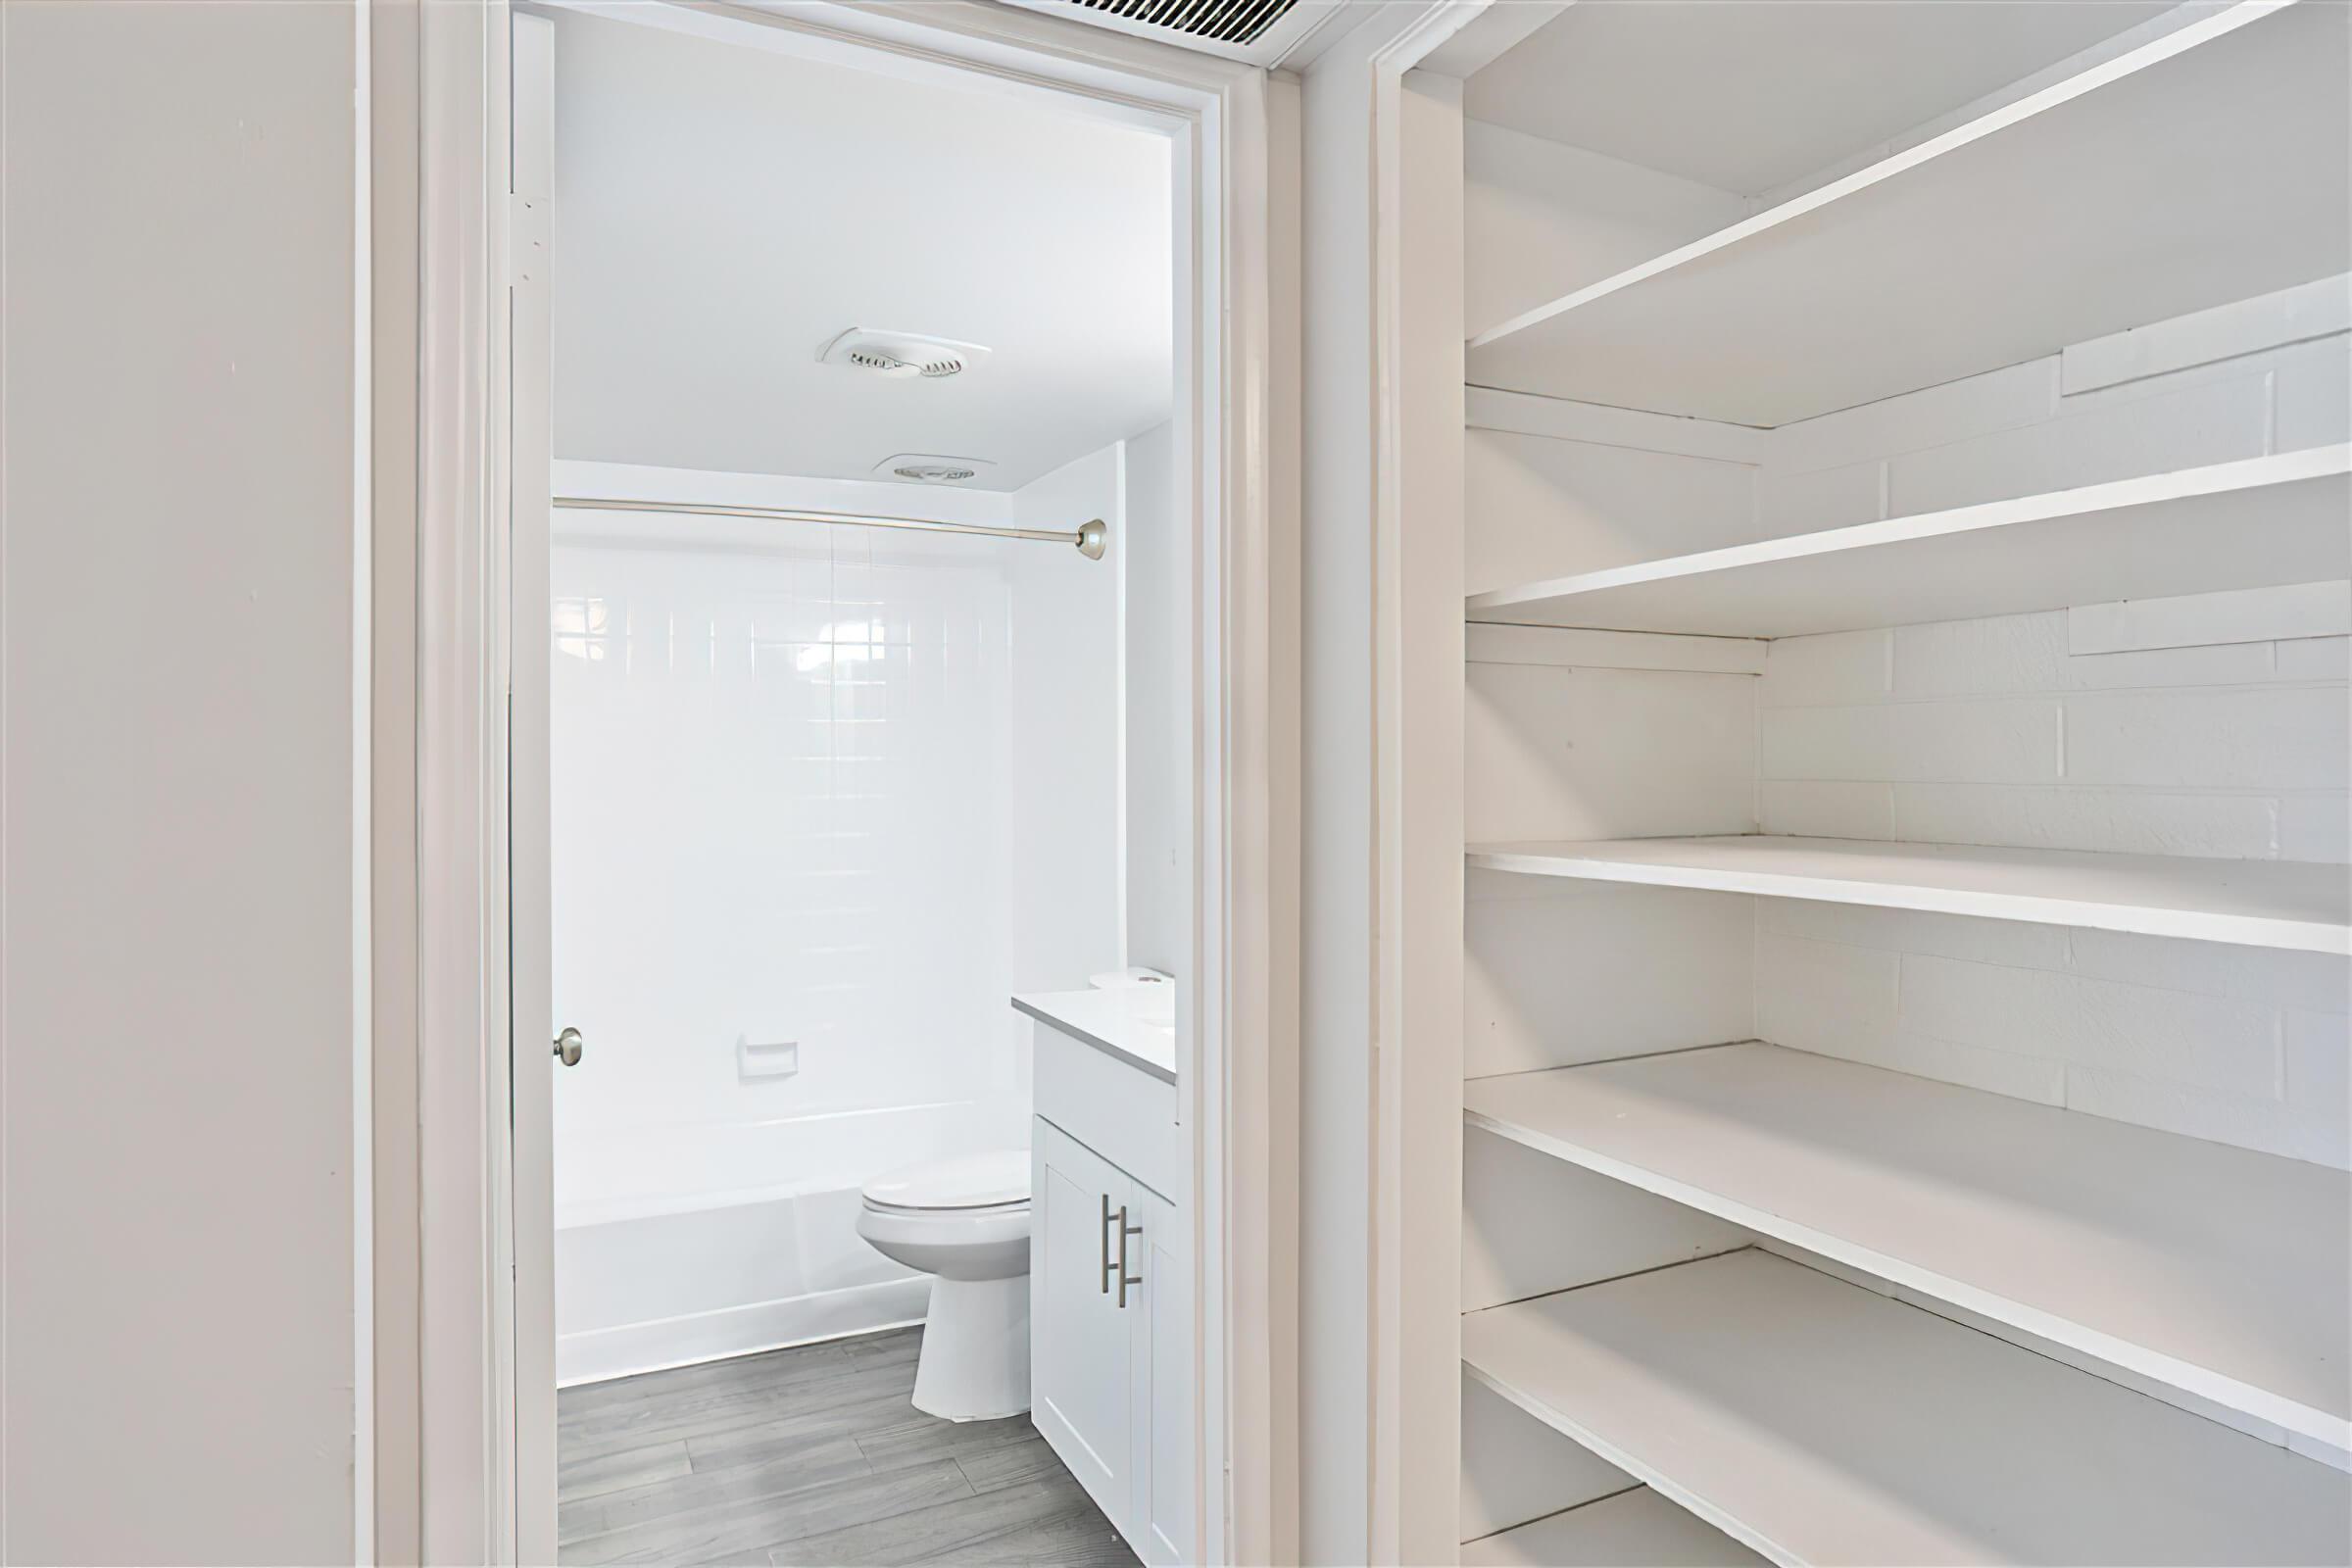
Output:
[
  {"xmin": 1753, "ymin": 899, "xmax": 2349, "ymax": 1167},
  {"xmin": 1465, "ymin": 283, "xmax": 2352, "ymax": 1170},
  {"xmin": 1758, "ymin": 613, "xmax": 2349, "ymax": 861},
  {"xmin": 1741, "ymin": 293, "xmax": 2351, "ymax": 1171}
]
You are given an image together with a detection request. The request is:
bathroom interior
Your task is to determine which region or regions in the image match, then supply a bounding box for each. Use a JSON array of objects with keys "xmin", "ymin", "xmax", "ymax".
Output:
[{"xmin": 536, "ymin": 8, "xmax": 1191, "ymax": 1563}]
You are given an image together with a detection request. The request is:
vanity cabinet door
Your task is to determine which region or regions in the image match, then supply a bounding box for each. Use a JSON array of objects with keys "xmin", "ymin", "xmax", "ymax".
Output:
[
  {"xmin": 1123, "ymin": 1177, "xmax": 1191, "ymax": 1567},
  {"xmin": 1030, "ymin": 1118, "xmax": 1135, "ymax": 1534}
]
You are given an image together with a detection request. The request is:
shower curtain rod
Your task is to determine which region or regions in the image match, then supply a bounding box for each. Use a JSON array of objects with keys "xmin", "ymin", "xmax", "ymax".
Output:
[{"xmin": 553, "ymin": 495, "xmax": 1109, "ymax": 560}]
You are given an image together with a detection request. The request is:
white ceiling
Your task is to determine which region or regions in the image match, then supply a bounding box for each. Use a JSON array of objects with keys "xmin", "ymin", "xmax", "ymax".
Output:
[
  {"xmin": 549, "ymin": 9, "xmax": 1173, "ymax": 491},
  {"xmin": 1465, "ymin": 0, "xmax": 2174, "ymax": 199}
]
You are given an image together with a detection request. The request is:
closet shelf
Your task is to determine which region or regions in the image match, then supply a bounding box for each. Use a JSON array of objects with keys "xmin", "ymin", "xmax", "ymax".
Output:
[
  {"xmin": 1464, "ymin": 1042, "xmax": 2352, "ymax": 1447},
  {"xmin": 1461, "ymin": 1250, "xmax": 2352, "ymax": 1568},
  {"xmin": 1464, "ymin": 447, "xmax": 2351, "ymax": 638},
  {"xmin": 1464, "ymin": 1, "xmax": 2350, "ymax": 425},
  {"xmin": 1462, "ymin": 1488, "xmax": 1763, "ymax": 1568},
  {"xmin": 1466, "ymin": 835, "xmax": 2352, "ymax": 955}
]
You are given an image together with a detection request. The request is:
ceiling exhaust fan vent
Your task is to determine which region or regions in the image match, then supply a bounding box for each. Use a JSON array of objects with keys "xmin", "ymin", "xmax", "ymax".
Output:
[
  {"xmin": 820, "ymin": 328, "xmax": 993, "ymax": 380},
  {"xmin": 876, "ymin": 453, "xmax": 996, "ymax": 486}
]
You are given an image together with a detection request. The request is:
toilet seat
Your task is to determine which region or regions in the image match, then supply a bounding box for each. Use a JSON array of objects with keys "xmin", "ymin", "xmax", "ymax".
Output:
[{"xmin": 860, "ymin": 1149, "xmax": 1029, "ymax": 1213}]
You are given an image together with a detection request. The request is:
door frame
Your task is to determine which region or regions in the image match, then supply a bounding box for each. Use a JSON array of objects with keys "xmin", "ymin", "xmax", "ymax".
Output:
[
  {"xmin": 1290, "ymin": 3, "xmax": 1558, "ymax": 1561},
  {"xmin": 371, "ymin": 2, "xmax": 1296, "ymax": 1561}
]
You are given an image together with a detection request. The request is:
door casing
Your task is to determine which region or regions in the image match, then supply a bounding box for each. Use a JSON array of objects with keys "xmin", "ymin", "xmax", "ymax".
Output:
[{"xmin": 374, "ymin": 2, "xmax": 1297, "ymax": 1561}]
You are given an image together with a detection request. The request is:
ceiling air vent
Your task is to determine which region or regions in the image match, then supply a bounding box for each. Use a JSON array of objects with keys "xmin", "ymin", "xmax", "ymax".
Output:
[
  {"xmin": 819, "ymin": 328, "xmax": 994, "ymax": 381},
  {"xmin": 1072, "ymin": 0, "xmax": 1298, "ymax": 47},
  {"xmin": 997, "ymin": 0, "xmax": 1344, "ymax": 66}
]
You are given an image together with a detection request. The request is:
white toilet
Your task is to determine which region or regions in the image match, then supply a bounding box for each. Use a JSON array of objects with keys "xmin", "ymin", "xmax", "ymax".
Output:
[{"xmin": 855, "ymin": 1148, "xmax": 1032, "ymax": 1421}]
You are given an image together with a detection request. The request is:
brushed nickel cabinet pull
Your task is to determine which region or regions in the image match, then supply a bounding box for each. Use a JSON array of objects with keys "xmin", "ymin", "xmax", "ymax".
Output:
[
  {"xmin": 1116, "ymin": 1205, "xmax": 1144, "ymax": 1308},
  {"xmin": 1101, "ymin": 1193, "xmax": 1114, "ymax": 1295}
]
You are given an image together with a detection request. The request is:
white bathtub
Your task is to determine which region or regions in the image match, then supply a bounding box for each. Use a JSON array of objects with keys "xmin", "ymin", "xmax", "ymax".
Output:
[{"xmin": 554, "ymin": 1097, "xmax": 1027, "ymax": 1386}]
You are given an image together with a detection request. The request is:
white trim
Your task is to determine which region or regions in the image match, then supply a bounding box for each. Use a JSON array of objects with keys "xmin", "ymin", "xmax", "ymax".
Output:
[
  {"xmin": 507, "ymin": 14, "xmax": 558, "ymax": 1561},
  {"xmin": 1463, "ymin": 386, "xmax": 1772, "ymax": 466},
  {"xmin": 1292, "ymin": 10, "xmax": 1483, "ymax": 1560},
  {"xmin": 1370, "ymin": 12, "xmax": 1479, "ymax": 1565},
  {"xmin": 352, "ymin": 2, "xmax": 376, "ymax": 1560},
  {"xmin": 1464, "ymin": 624, "xmax": 1767, "ymax": 677},
  {"xmin": 2061, "ymin": 271, "xmax": 2352, "ymax": 395},
  {"xmin": 412, "ymin": 1, "xmax": 511, "ymax": 1559},
  {"xmin": 2070, "ymin": 578, "xmax": 2352, "ymax": 655},
  {"xmin": 368, "ymin": 1, "xmax": 423, "ymax": 1554},
  {"xmin": 398, "ymin": 5, "xmax": 1289, "ymax": 1561}
]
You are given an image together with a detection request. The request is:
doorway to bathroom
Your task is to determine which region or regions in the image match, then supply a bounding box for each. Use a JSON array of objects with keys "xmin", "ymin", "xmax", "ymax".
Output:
[{"xmin": 501, "ymin": 3, "xmax": 1235, "ymax": 1563}]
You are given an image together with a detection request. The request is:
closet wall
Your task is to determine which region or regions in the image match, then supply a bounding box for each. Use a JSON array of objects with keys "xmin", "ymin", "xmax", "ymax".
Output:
[
  {"xmin": 1467, "ymin": 309, "xmax": 2352, "ymax": 1165},
  {"xmin": 1444, "ymin": 3, "xmax": 2352, "ymax": 1561}
]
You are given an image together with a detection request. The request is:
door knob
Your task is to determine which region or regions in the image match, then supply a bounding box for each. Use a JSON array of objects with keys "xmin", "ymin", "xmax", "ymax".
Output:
[{"xmin": 553, "ymin": 1026, "xmax": 584, "ymax": 1067}]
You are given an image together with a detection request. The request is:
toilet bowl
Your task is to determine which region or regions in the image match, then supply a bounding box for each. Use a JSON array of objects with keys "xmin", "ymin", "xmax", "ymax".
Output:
[{"xmin": 855, "ymin": 1149, "xmax": 1031, "ymax": 1421}]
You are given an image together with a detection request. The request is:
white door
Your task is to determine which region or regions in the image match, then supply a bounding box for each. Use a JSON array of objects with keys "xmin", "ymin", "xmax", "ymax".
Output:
[
  {"xmin": 1032, "ymin": 1118, "xmax": 1137, "ymax": 1531},
  {"xmin": 1126, "ymin": 1178, "xmax": 1190, "ymax": 1566},
  {"xmin": 509, "ymin": 12, "xmax": 559, "ymax": 1564}
]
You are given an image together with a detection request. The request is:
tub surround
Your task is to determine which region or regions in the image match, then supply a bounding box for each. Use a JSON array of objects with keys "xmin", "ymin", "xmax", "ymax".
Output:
[
  {"xmin": 1010, "ymin": 988, "xmax": 1178, "ymax": 1085},
  {"xmin": 548, "ymin": 468, "xmax": 1122, "ymax": 1387}
]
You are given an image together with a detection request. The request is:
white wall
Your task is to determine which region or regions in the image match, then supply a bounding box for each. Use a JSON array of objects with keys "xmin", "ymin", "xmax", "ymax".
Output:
[
  {"xmin": 1462, "ymin": 280, "xmax": 2352, "ymax": 1173},
  {"xmin": 1463, "ymin": 118, "xmax": 1747, "ymax": 339},
  {"xmin": 1011, "ymin": 445, "xmax": 1128, "ymax": 986},
  {"xmin": 1121, "ymin": 419, "xmax": 1189, "ymax": 975},
  {"xmin": 547, "ymin": 461, "xmax": 1120, "ymax": 1379},
  {"xmin": 1740, "ymin": 324, "xmax": 2352, "ymax": 1167},
  {"xmin": 0, "ymin": 3, "xmax": 362, "ymax": 1560}
]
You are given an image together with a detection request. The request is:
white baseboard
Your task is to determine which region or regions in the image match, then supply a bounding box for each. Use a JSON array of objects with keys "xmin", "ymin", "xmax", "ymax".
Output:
[{"xmin": 558, "ymin": 1275, "xmax": 934, "ymax": 1387}]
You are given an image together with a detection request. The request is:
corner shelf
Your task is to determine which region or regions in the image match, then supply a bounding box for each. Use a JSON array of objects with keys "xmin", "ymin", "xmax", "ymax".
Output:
[
  {"xmin": 1464, "ymin": 2, "xmax": 2351, "ymax": 425},
  {"xmin": 1465, "ymin": 1042, "xmax": 2352, "ymax": 1447},
  {"xmin": 1462, "ymin": 1250, "xmax": 2352, "ymax": 1567},
  {"xmin": 1464, "ymin": 447, "xmax": 2351, "ymax": 638},
  {"xmin": 1466, "ymin": 835, "xmax": 2352, "ymax": 955}
]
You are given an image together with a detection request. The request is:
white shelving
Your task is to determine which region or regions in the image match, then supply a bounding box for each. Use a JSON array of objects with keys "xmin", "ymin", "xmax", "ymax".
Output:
[
  {"xmin": 1465, "ymin": 448, "xmax": 2351, "ymax": 637},
  {"xmin": 1467, "ymin": 835, "xmax": 2352, "ymax": 955},
  {"xmin": 1461, "ymin": 1250, "xmax": 2352, "ymax": 1567},
  {"xmin": 1465, "ymin": 1042, "xmax": 2352, "ymax": 1447},
  {"xmin": 1441, "ymin": 0, "xmax": 2352, "ymax": 1558},
  {"xmin": 1461, "ymin": 1488, "xmax": 1763, "ymax": 1568},
  {"xmin": 1465, "ymin": 1, "xmax": 2351, "ymax": 425}
]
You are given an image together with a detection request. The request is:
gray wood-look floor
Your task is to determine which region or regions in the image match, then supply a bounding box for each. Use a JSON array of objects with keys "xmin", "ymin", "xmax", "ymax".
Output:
[{"xmin": 557, "ymin": 1326, "xmax": 1140, "ymax": 1567}]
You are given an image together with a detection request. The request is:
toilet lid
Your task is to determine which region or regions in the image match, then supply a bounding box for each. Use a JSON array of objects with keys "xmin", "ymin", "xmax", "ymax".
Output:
[{"xmin": 861, "ymin": 1149, "xmax": 1030, "ymax": 1211}]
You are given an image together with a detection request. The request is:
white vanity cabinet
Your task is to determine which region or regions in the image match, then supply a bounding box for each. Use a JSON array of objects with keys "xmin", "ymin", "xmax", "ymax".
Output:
[
  {"xmin": 1029, "ymin": 1120, "xmax": 1190, "ymax": 1565},
  {"xmin": 1123, "ymin": 1175, "xmax": 1190, "ymax": 1567},
  {"xmin": 1031, "ymin": 1121, "xmax": 1142, "ymax": 1525},
  {"xmin": 1018, "ymin": 995, "xmax": 1192, "ymax": 1566}
]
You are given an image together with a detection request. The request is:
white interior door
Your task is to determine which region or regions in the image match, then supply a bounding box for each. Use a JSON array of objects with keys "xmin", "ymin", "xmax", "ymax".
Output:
[{"xmin": 509, "ymin": 11, "xmax": 559, "ymax": 1565}]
